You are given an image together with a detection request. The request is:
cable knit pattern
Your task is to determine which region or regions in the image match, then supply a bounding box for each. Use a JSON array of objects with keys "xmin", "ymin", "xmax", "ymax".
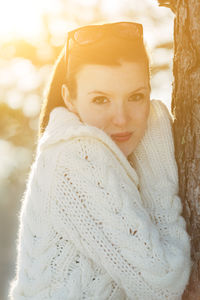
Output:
[{"xmin": 9, "ymin": 100, "xmax": 191, "ymax": 300}]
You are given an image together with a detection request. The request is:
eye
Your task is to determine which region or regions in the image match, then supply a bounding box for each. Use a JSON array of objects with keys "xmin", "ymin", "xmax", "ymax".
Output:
[
  {"xmin": 129, "ymin": 93, "xmax": 145, "ymax": 102},
  {"xmin": 92, "ymin": 96, "xmax": 109, "ymax": 104}
]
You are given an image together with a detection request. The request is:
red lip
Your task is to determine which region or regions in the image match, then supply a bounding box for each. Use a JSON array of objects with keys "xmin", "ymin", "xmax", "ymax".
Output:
[
  {"xmin": 111, "ymin": 132, "xmax": 132, "ymax": 137},
  {"xmin": 111, "ymin": 132, "xmax": 132, "ymax": 142}
]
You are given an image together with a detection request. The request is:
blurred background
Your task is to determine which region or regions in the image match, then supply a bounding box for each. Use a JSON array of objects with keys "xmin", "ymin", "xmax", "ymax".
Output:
[{"xmin": 0, "ymin": 0, "xmax": 174, "ymax": 299}]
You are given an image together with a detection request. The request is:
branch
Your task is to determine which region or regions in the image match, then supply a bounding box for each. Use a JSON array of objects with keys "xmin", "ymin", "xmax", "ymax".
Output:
[{"xmin": 156, "ymin": 0, "xmax": 177, "ymax": 14}]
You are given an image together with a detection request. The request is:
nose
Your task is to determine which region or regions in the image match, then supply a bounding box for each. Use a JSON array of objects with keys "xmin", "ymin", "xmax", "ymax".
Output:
[{"xmin": 112, "ymin": 103, "xmax": 129, "ymax": 128}]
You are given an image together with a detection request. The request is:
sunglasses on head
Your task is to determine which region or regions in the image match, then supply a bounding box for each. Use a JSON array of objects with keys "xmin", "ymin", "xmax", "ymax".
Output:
[{"xmin": 64, "ymin": 21, "xmax": 144, "ymax": 71}]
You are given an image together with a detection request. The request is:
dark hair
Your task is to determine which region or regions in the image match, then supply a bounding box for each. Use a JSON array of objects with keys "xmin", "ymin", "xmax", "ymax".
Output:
[{"xmin": 39, "ymin": 32, "xmax": 151, "ymax": 138}]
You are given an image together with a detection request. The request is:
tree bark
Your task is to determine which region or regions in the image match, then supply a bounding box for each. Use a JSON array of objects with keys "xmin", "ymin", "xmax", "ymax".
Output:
[
  {"xmin": 171, "ymin": 0, "xmax": 200, "ymax": 299},
  {"xmin": 156, "ymin": 0, "xmax": 200, "ymax": 298}
]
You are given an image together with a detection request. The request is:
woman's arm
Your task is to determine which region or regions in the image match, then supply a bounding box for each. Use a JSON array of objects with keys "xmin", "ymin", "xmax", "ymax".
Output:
[
  {"xmin": 49, "ymin": 132, "xmax": 191, "ymax": 299},
  {"xmin": 130, "ymin": 100, "xmax": 190, "ymax": 237}
]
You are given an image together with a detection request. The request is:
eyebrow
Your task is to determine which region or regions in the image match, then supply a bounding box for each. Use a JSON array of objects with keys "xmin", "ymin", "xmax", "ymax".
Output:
[{"xmin": 88, "ymin": 87, "xmax": 148, "ymax": 96}]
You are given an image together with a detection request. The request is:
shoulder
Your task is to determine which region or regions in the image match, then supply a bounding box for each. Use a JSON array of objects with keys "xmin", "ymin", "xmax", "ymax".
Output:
[
  {"xmin": 40, "ymin": 135, "xmax": 139, "ymax": 188},
  {"xmin": 46, "ymin": 138, "xmax": 121, "ymax": 197},
  {"xmin": 37, "ymin": 136, "xmax": 117, "ymax": 182},
  {"xmin": 55, "ymin": 136, "xmax": 113, "ymax": 167}
]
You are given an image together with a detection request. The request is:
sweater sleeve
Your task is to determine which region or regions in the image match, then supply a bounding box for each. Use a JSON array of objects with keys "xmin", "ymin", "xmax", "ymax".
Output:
[
  {"xmin": 49, "ymin": 134, "xmax": 191, "ymax": 299},
  {"xmin": 130, "ymin": 100, "xmax": 191, "ymax": 235}
]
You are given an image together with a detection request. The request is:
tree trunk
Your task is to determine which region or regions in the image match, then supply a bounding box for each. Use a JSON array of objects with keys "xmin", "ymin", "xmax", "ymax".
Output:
[
  {"xmin": 156, "ymin": 0, "xmax": 200, "ymax": 298},
  {"xmin": 171, "ymin": 0, "xmax": 200, "ymax": 299}
]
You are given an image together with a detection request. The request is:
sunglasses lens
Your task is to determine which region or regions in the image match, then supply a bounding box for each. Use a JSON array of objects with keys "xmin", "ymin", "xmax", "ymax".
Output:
[
  {"xmin": 115, "ymin": 23, "xmax": 143, "ymax": 40},
  {"xmin": 74, "ymin": 27, "xmax": 102, "ymax": 45},
  {"xmin": 68, "ymin": 22, "xmax": 143, "ymax": 50}
]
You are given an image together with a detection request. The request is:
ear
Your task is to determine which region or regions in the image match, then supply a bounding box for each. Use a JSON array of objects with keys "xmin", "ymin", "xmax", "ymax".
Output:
[{"xmin": 61, "ymin": 84, "xmax": 77, "ymax": 113}]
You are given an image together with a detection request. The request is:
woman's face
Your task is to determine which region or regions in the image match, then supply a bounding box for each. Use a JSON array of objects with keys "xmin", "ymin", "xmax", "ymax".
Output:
[{"xmin": 63, "ymin": 61, "xmax": 150, "ymax": 157}]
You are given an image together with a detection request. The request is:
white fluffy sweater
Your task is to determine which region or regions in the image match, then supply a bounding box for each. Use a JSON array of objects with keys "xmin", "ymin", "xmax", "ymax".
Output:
[{"xmin": 9, "ymin": 100, "xmax": 191, "ymax": 300}]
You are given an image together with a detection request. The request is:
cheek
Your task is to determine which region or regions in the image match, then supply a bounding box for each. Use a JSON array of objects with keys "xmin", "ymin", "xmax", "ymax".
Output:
[
  {"xmin": 76, "ymin": 104, "xmax": 109, "ymax": 128},
  {"xmin": 142, "ymin": 104, "xmax": 150, "ymax": 126},
  {"xmin": 131, "ymin": 102, "xmax": 150, "ymax": 127}
]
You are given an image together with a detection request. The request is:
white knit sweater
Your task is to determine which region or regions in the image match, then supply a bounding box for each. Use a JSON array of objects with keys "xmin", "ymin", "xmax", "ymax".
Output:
[{"xmin": 9, "ymin": 100, "xmax": 191, "ymax": 300}]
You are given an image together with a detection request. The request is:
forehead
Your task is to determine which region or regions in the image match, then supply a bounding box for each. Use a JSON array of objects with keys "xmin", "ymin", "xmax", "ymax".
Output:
[{"xmin": 76, "ymin": 61, "xmax": 149, "ymax": 93}]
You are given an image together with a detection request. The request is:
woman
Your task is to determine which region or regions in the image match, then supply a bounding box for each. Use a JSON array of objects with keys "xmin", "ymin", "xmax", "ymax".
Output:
[{"xmin": 9, "ymin": 22, "xmax": 191, "ymax": 299}]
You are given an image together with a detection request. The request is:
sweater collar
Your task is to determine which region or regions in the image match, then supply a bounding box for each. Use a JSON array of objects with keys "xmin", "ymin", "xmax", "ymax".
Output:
[{"xmin": 38, "ymin": 105, "xmax": 139, "ymax": 186}]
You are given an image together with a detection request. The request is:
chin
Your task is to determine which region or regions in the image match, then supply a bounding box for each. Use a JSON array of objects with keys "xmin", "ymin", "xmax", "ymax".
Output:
[
  {"xmin": 113, "ymin": 135, "xmax": 138, "ymax": 157},
  {"xmin": 118, "ymin": 145, "xmax": 133, "ymax": 158}
]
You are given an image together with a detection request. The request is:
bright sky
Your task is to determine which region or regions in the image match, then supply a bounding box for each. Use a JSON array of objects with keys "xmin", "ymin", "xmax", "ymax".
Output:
[
  {"xmin": 0, "ymin": 0, "xmax": 168, "ymax": 41},
  {"xmin": 0, "ymin": 0, "xmax": 174, "ymax": 110},
  {"xmin": 0, "ymin": 0, "xmax": 63, "ymax": 40}
]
